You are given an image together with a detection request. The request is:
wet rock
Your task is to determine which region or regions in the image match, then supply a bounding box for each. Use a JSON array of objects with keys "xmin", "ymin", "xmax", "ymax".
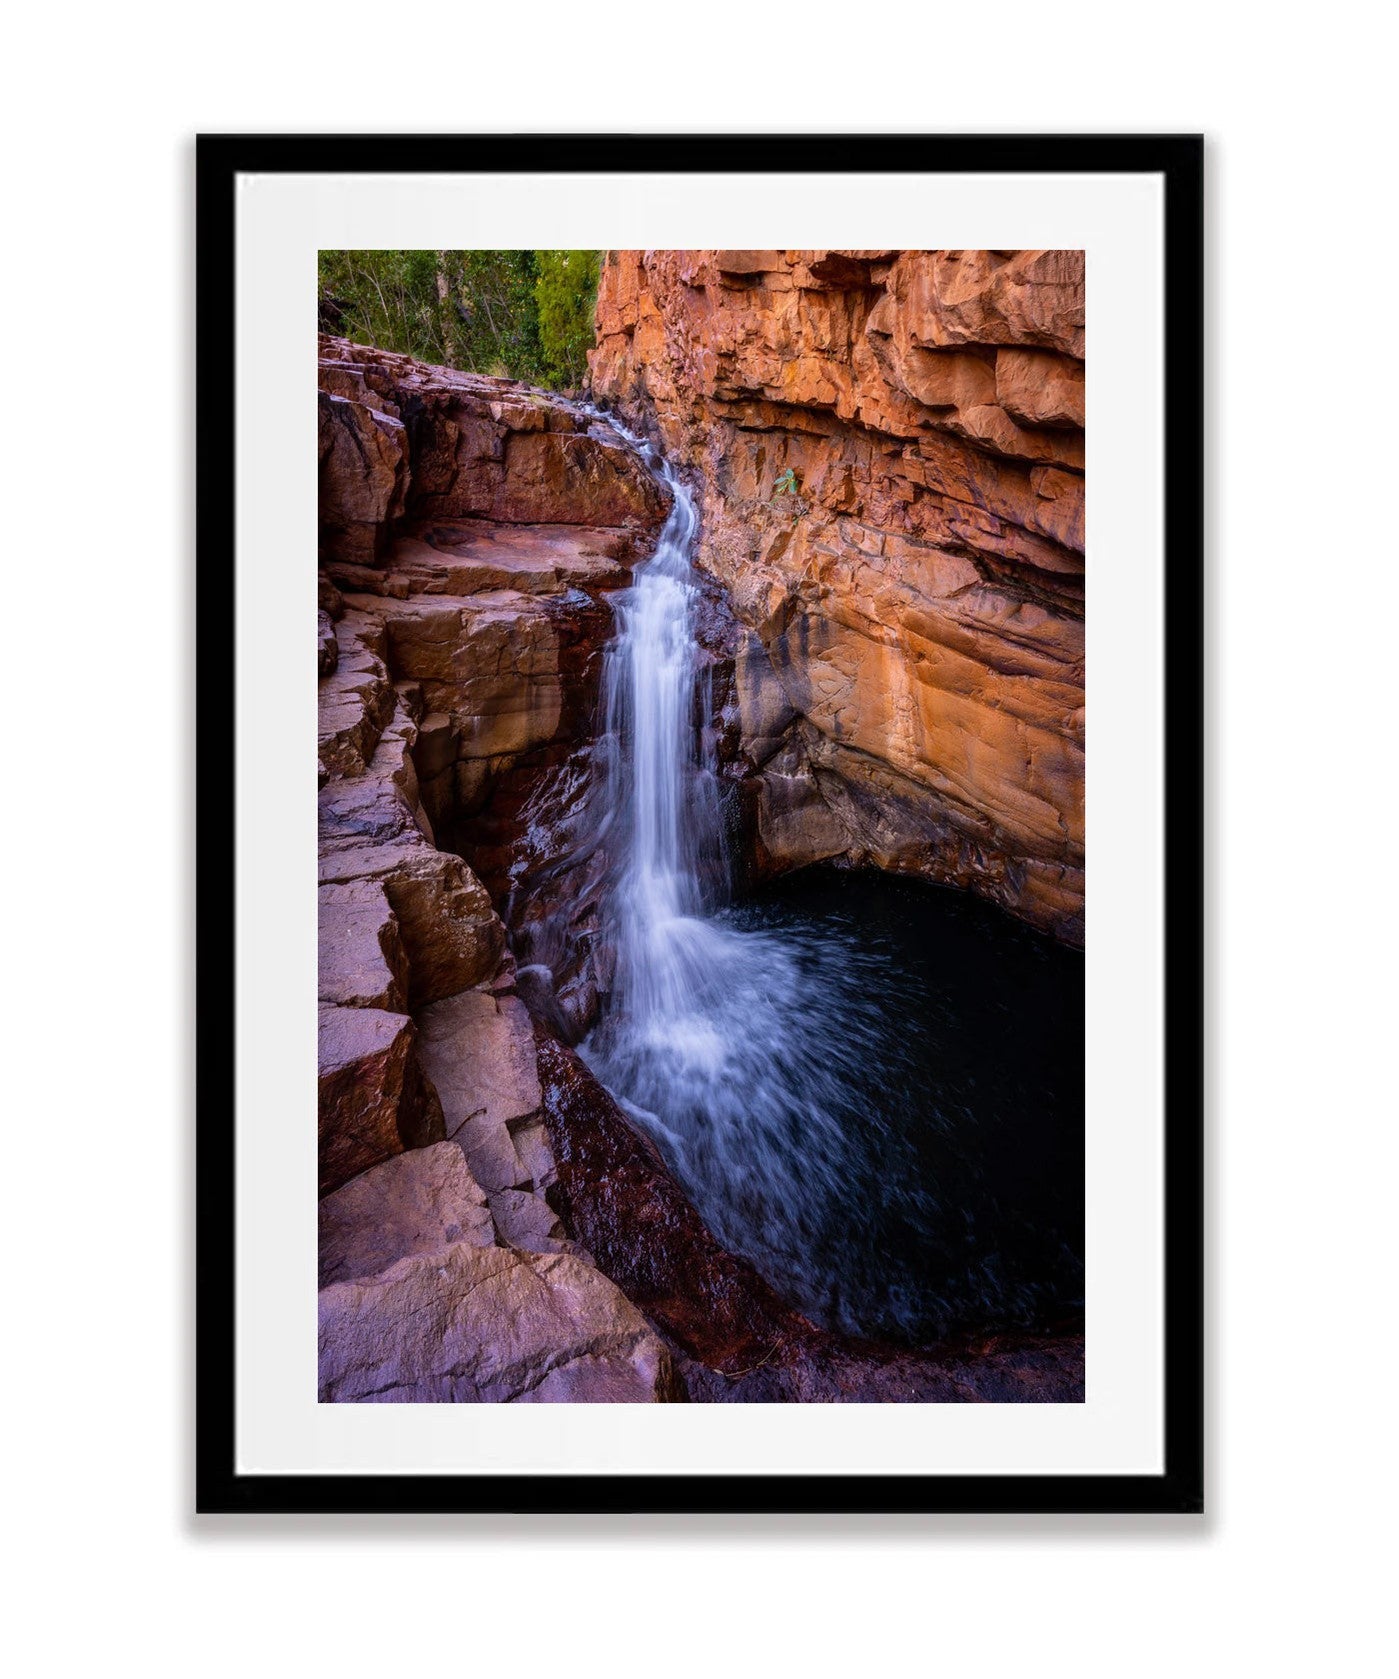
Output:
[
  {"xmin": 752, "ymin": 729, "xmax": 856, "ymax": 869},
  {"xmin": 535, "ymin": 1030, "xmax": 809, "ymax": 1374},
  {"xmin": 318, "ymin": 1140, "xmax": 495, "ymax": 1287},
  {"xmin": 318, "ymin": 1242, "xmax": 677, "ymax": 1402},
  {"xmin": 732, "ymin": 628, "xmax": 798, "ymax": 766},
  {"xmin": 676, "ymin": 1331, "xmax": 1086, "ymax": 1404}
]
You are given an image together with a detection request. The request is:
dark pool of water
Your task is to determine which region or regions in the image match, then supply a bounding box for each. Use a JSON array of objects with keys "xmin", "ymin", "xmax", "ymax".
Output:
[{"xmin": 713, "ymin": 867, "xmax": 1085, "ymax": 1344}]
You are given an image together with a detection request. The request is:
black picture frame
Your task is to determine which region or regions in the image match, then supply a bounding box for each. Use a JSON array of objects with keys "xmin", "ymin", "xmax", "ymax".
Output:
[{"xmin": 196, "ymin": 133, "xmax": 1203, "ymax": 1516}]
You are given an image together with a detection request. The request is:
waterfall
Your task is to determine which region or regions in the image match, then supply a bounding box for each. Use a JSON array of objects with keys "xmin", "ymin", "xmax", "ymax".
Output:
[
  {"xmin": 579, "ymin": 418, "xmax": 917, "ymax": 1336},
  {"xmin": 588, "ymin": 428, "xmax": 732, "ymax": 1069},
  {"xmin": 577, "ymin": 417, "xmax": 1082, "ymax": 1344}
]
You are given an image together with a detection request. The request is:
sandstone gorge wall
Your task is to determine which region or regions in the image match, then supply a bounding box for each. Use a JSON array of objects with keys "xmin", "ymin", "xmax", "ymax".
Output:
[
  {"xmin": 590, "ymin": 250, "xmax": 1085, "ymax": 942},
  {"xmin": 316, "ymin": 337, "xmax": 679, "ymax": 1401}
]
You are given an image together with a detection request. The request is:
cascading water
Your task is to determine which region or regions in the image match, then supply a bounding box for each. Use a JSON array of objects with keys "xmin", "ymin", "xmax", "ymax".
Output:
[{"xmin": 579, "ymin": 419, "xmax": 1084, "ymax": 1344}]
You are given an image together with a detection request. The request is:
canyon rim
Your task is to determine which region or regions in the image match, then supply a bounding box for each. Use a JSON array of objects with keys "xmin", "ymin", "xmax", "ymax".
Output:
[{"xmin": 316, "ymin": 248, "xmax": 1086, "ymax": 1404}]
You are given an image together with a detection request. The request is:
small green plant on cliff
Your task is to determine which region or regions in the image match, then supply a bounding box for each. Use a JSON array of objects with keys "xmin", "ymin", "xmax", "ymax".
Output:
[{"xmin": 771, "ymin": 466, "xmax": 808, "ymax": 522}]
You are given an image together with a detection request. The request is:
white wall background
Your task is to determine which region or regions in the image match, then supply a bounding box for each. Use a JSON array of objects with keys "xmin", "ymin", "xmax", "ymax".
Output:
[{"xmin": 5, "ymin": 4, "xmax": 1393, "ymax": 1674}]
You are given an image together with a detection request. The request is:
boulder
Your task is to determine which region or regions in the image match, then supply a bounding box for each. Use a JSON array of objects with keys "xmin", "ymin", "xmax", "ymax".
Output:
[
  {"xmin": 319, "ymin": 756, "xmax": 504, "ymax": 1006},
  {"xmin": 318, "ymin": 389, "xmax": 409, "ymax": 564},
  {"xmin": 317, "ymin": 1004, "xmax": 444, "ymax": 1196},
  {"xmin": 488, "ymin": 1187, "xmax": 573, "ymax": 1254},
  {"xmin": 379, "ymin": 853, "xmax": 502, "ymax": 1005},
  {"xmin": 318, "ymin": 1242, "xmax": 676, "ymax": 1402},
  {"xmin": 317, "ymin": 879, "xmax": 406, "ymax": 1011},
  {"xmin": 414, "ymin": 988, "xmax": 549, "ymax": 1195},
  {"xmin": 318, "ymin": 1140, "xmax": 494, "ymax": 1287}
]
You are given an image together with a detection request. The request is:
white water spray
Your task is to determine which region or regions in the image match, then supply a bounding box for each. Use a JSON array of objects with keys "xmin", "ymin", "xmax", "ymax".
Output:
[{"xmin": 588, "ymin": 428, "xmax": 735, "ymax": 1081}]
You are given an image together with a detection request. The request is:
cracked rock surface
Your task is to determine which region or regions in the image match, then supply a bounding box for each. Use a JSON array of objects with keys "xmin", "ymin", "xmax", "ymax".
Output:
[{"xmin": 316, "ymin": 341, "xmax": 674, "ymax": 1402}]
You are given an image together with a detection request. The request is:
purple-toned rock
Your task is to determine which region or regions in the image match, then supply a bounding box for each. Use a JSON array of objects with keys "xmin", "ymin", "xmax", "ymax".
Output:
[
  {"xmin": 317, "ymin": 1004, "xmax": 444, "ymax": 1196},
  {"xmin": 319, "ymin": 1140, "xmax": 495, "ymax": 1286},
  {"xmin": 318, "ymin": 1242, "xmax": 676, "ymax": 1402}
]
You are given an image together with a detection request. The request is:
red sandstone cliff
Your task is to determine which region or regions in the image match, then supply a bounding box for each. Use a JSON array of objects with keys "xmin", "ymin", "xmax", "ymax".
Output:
[{"xmin": 590, "ymin": 250, "xmax": 1085, "ymax": 942}]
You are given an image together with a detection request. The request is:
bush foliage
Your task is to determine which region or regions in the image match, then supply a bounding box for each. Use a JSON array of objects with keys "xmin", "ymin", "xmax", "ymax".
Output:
[
  {"xmin": 317, "ymin": 249, "xmax": 602, "ymax": 389},
  {"xmin": 534, "ymin": 250, "xmax": 602, "ymax": 388}
]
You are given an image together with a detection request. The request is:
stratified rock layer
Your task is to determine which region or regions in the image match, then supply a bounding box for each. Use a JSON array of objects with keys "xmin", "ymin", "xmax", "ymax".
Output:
[
  {"xmin": 591, "ymin": 250, "xmax": 1086, "ymax": 941},
  {"xmin": 316, "ymin": 338, "xmax": 676, "ymax": 1402}
]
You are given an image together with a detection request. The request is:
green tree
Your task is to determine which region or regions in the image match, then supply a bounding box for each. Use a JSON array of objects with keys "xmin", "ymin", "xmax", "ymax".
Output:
[
  {"xmin": 318, "ymin": 249, "xmax": 601, "ymax": 390},
  {"xmin": 534, "ymin": 250, "xmax": 602, "ymax": 389}
]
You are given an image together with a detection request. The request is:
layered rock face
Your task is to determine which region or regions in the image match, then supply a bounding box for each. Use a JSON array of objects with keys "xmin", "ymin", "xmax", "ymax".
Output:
[
  {"xmin": 320, "ymin": 336, "xmax": 669, "ymax": 1036},
  {"xmin": 316, "ymin": 337, "xmax": 676, "ymax": 1401},
  {"xmin": 591, "ymin": 250, "xmax": 1085, "ymax": 941}
]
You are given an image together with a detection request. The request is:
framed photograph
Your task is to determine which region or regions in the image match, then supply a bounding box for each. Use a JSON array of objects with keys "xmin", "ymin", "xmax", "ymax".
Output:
[{"xmin": 197, "ymin": 133, "xmax": 1203, "ymax": 1514}]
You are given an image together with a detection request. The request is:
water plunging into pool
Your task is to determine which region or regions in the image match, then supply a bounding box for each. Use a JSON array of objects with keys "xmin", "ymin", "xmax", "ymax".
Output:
[{"xmin": 579, "ymin": 420, "xmax": 1083, "ymax": 1343}]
